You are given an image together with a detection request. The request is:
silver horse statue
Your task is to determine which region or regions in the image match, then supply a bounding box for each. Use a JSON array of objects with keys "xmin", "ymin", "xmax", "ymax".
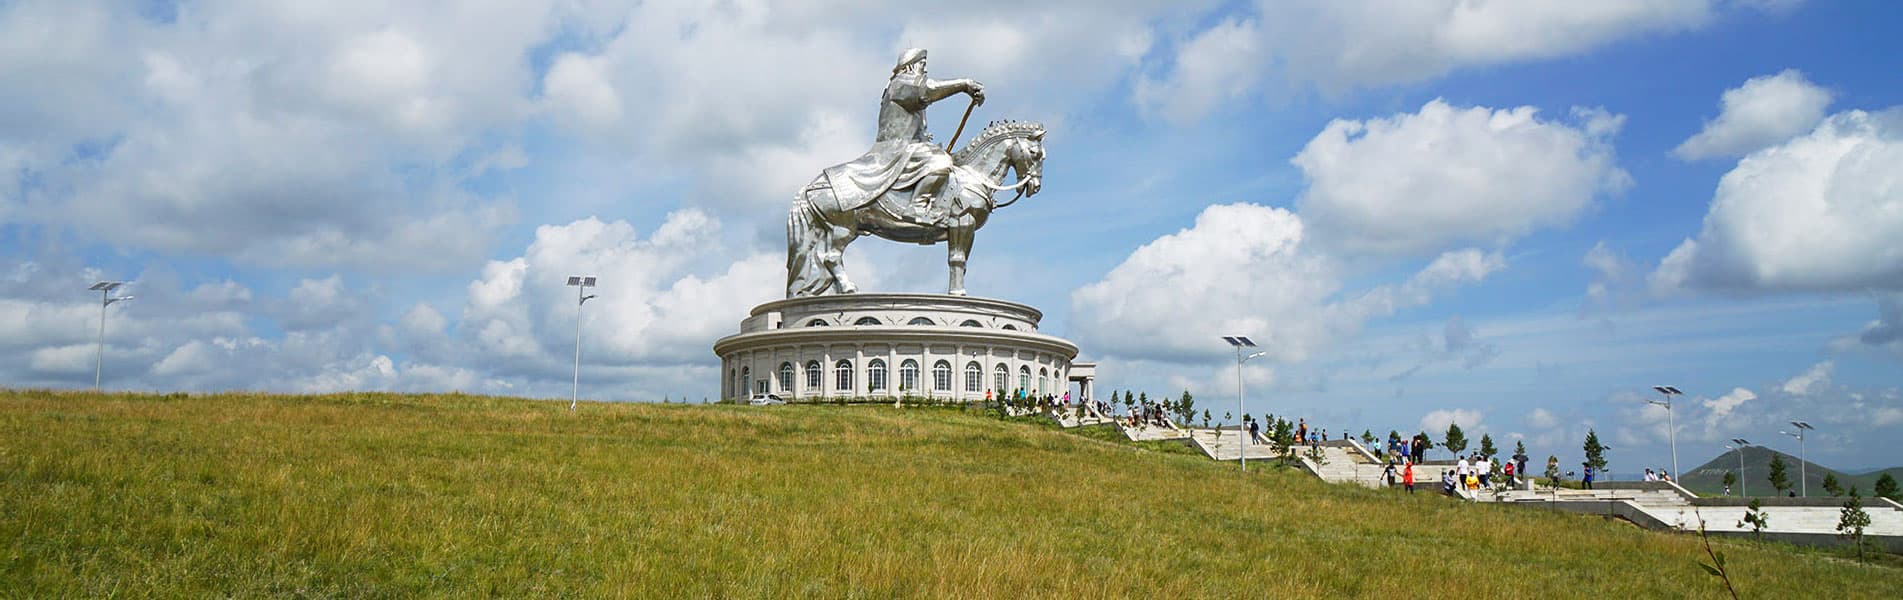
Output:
[{"xmin": 787, "ymin": 120, "xmax": 1044, "ymax": 297}]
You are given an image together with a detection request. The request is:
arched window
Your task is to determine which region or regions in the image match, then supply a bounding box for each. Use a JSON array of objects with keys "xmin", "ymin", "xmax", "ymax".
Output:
[
  {"xmin": 740, "ymin": 366, "xmax": 751, "ymax": 396},
  {"xmin": 806, "ymin": 319, "xmax": 829, "ymax": 327},
  {"xmin": 899, "ymin": 359, "xmax": 920, "ymax": 392},
  {"xmin": 1018, "ymin": 365, "xmax": 1031, "ymax": 392},
  {"xmin": 964, "ymin": 361, "xmax": 982, "ymax": 393},
  {"xmin": 804, "ymin": 360, "xmax": 822, "ymax": 390},
  {"xmin": 993, "ymin": 364, "xmax": 1008, "ymax": 393},
  {"xmin": 907, "ymin": 317, "xmax": 935, "ymax": 326},
  {"xmin": 834, "ymin": 359, "xmax": 853, "ymax": 391},
  {"xmin": 854, "ymin": 316, "xmax": 882, "ymax": 326},
  {"xmin": 959, "ymin": 319, "xmax": 983, "ymax": 328},
  {"xmin": 933, "ymin": 360, "xmax": 952, "ymax": 391},
  {"xmin": 1001, "ymin": 324, "xmax": 1018, "ymax": 330},
  {"xmin": 1038, "ymin": 368, "xmax": 1049, "ymax": 396},
  {"xmin": 867, "ymin": 358, "xmax": 888, "ymax": 392},
  {"xmin": 778, "ymin": 362, "xmax": 794, "ymax": 392}
]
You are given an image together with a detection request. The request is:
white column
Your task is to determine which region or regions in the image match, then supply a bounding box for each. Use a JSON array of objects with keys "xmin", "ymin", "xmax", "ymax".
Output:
[{"xmin": 855, "ymin": 345, "xmax": 869, "ymax": 399}]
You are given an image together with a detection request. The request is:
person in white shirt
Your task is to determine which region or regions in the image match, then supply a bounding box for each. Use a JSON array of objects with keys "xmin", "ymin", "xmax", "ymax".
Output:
[
  {"xmin": 1456, "ymin": 456, "xmax": 1471, "ymax": 480},
  {"xmin": 1480, "ymin": 456, "xmax": 1494, "ymax": 489}
]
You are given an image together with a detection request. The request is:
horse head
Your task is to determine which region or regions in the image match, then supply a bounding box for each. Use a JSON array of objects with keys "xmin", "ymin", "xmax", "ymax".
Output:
[
  {"xmin": 953, "ymin": 120, "xmax": 1045, "ymax": 204},
  {"xmin": 1006, "ymin": 128, "xmax": 1044, "ymax": 197}
]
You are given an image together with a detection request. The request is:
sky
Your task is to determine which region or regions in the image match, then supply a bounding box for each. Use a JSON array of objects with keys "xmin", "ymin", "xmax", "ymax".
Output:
[{"xmin": 3, "ymin": 1, "xmax": 1900, "ymax": 473}]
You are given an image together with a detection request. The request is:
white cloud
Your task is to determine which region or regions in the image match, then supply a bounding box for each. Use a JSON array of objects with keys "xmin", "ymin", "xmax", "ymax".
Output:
[
  {"xmin": 1526, "ymin": 408, "xmax": 1560, "ymax": 429},
  {"xmin": 1779, "ymin": 361, "xmax": 1832, "ymax": 395},
  {"xmin": 1, "ymin": 0, "xmax": 545, "ymax": 270},
  {"xmin": 1421, "ymin": 408, "xmax": 1485, "ymax": 436},
  {"xmin": 1698, "ymin": 386, "xmax": 1756, "ymax": 440},
  {"xmin": 279, "ymin": 276, "xmax": 370, "ymax": 331},
  {"xmin": 1137, "ymin": 1, "xmax": 1756, "ymax": 121},
  {"xmin": 1652, "ymin": 108, "xmax": 1903, "ymax": 292},
  {"xmin": 456, "ymin": 211, "xmax": 782, "ymax": 377},
  {"xmin": 1674, "ymin": 69, "xmax": 1833, "ymax": 160},
  {"xmin": 1292, "ymin": 99, "xmax": 1630, "ymax": 256},
  {"xmin": 543, "ymin": 53, "xmax": 624, "ymax": 130},
  {"xmin": 399, "ymin": 303, "xmax": 447, "ymax": 339},
  {"xmin": 1134, "ymin": 18, "xmax": 1260, "ymax": 124},
  {"xmin": 1613, "ymin": 390, "xmax": 1675, "ymax": 447},
  {"xmin": 1069, "ymin": 203, "xmax": 1504, "ymax": 365}
]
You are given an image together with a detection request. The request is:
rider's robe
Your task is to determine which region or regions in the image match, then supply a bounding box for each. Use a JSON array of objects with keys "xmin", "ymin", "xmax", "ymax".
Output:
[{"xmin": 818, "ymin": 71, "xmax": 955, "ymax": 216}]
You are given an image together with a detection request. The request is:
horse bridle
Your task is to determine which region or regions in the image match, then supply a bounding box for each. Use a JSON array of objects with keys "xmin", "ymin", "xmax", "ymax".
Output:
[{"xmin": 990, "ymin": 141, "xmax": 1042, "ymax": 209}]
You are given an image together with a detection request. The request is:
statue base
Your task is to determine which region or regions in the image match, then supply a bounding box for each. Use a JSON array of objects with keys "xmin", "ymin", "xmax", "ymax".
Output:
[{"xmin": 712, "ymin": 293, "xmax": 1091, "ymax": 402}]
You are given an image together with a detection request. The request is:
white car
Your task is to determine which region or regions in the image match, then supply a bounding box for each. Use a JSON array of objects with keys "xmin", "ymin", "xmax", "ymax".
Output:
[{"xmin": 748, "ymin": 393, "xmax": 786, "ymax": 406}]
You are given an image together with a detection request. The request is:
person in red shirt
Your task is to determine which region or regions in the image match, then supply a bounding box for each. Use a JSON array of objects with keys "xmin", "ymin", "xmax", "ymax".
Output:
[{"xmin": 1403, "ymin": 460, "xmax": 1416, "ymax": 494}]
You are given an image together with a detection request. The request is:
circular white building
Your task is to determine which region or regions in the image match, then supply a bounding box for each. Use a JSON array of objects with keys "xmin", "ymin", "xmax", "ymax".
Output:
[{"xmin": 713, "ymin": 293, "xmax": 1091, "ymax": 402}]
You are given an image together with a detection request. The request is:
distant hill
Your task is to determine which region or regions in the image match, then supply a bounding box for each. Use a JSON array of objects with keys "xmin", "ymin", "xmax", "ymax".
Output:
[{"xmin": 1680, "ymin": 446, "xmax": 1899, "ymax": 498}]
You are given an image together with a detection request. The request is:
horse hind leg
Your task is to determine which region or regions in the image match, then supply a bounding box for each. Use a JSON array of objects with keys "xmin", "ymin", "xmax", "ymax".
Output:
[{"xmin": 787, "ymin": 197, "xmax": 839, "ymax": 297}]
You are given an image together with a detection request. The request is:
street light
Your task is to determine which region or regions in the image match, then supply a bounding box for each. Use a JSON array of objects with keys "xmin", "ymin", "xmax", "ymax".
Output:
[
  {"xmin": 89, "ymin": 281, "xmax": 134, "ymax": 390},
  {"xmin": 1222, "ymin": 336, "xmax": 1265, "ymax": 472},
  {"xmin": 1781, "ymin": 421, "xmax": 1813, "ymax": 497},
  {"xmin": 1649, "ymin": 385, "xmax": 1683, "ymax": 482},
  {"xmin": 1727, "ymin": 438, "xmax": 1751, "ymax": 497},
  {"xmin": 566, "ymin": 276, "xmax": 598, "ymax": 412}
]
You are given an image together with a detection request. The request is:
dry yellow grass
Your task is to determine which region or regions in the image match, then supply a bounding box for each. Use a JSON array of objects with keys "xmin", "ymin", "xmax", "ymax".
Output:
[{"xmin": 1, "ymin": 389, "xmax": 1894, "ymax": 597}]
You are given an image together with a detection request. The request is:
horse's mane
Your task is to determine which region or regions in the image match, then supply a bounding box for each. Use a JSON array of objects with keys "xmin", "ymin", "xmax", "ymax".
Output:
[{"xmin": 952, "ymin": 120, "xmax": 1044, "ymax": 164}]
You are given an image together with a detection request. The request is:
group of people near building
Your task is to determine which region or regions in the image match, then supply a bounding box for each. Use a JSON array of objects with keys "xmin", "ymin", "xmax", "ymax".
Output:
[
  {"xmin": 1381, "ymin": 432, "xmax": 1433, "ymax": 465},
  {"xmin": 1123, "ymin": 398, "xmax": 1175, "ymax": 429}
]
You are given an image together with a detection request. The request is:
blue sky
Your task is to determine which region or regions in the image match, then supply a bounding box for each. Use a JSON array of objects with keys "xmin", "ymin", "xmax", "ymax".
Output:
[{"xmin": 3, "ymin": 1, "xmax": 1900, "ymax": 472}]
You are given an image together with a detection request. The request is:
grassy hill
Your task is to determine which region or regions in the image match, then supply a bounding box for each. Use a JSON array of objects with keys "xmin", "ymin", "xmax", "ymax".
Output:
[
  {"xmin": 1681, "ymin": 446, "xmax": 1898, "ymax": 499},
  {"xmin": 2, "ymin": 390, "xmax": 1896, "ymax": 597}
]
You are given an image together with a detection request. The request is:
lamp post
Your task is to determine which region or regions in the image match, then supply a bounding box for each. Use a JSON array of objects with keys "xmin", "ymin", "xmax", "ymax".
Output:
[
  {"xmin": 1727, "ymin": 438, "xmax": 1751, "ymax": 497},
  {"xmin": 89, "ymin": 281, "xmax": 134, "ymax": 390},
  {"xmin": 1222, "ymin": 336, "xmax": 1263, "ymax": 471},
  {"xmin": 566, "ymin": 276, "xmax": 598, "ymax": 412},
  {"xmin": 1649, "ymin": 385, "xmax": 1682, "ymax": 481},
  {"xmin": 1781, "ymin": 421, "xmax": 1813, "ymax": 496}
]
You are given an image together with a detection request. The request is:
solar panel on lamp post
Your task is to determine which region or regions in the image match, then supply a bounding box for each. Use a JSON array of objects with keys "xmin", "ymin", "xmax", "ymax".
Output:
[
  {"xmin": 1222, "ymin": 336, "xmax": 1264, "ymax": 472},
  {"xmin": 1781, "ymin": 421, "xmax": 1813, "ymax": 497},
  {"xmin": 89, "ymin": 281, "xmax": 133, "ymax": 391},
  {"xmin": 566, "ymin": 276, "xmax": 598, "ymax": 412},
  {"xmin": 1728, "ymin": 438, "xmax": 1751, "ymax": 497},
  {"xmin": 1649, "ymin": 385, "xmax": 1682, "ymax": 483}
]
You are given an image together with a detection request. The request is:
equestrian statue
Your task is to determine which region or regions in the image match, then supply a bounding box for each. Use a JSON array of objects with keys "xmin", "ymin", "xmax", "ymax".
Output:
[{"xmin": 786, "ymin": 48, "xmax": 1045, "ymax": 298}]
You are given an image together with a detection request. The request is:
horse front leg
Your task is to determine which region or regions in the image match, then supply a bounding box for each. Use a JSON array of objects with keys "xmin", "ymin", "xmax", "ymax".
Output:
[{"xmin": 947, "ymin": 225, "xmax": 972, "ymax": 296}]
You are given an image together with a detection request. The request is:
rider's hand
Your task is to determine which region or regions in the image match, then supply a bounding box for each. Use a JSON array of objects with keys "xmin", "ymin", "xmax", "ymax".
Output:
[{"xmin": 969, "ymin": 82, "xmax": 985, "ymax": 105}]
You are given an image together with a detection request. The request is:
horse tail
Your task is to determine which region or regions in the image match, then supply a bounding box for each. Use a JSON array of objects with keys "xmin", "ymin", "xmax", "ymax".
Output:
[{"xmin": 785, "ymin": 184, "xmax": 832, "ymax": 297}]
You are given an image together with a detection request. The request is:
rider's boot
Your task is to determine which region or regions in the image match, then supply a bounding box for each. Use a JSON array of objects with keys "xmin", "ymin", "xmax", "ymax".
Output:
[{"xmin": 912, "ymin": 172, "xmax": 948, "ymax": 222}]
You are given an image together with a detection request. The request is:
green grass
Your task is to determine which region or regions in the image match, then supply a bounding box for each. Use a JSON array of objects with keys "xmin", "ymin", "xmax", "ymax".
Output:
[{"xmin": 2, "ymin": 389, "xmax": 1894, "ymax": 597}]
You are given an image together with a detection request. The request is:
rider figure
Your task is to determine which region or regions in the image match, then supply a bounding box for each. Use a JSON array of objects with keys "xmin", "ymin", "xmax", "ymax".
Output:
[{"xmin": 875, "ymin": 48, "xmax": 984, "ymax": 222}]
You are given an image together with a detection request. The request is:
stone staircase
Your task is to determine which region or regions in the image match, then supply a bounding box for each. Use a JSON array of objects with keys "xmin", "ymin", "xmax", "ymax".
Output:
[
  {"xmin": 1186, "ymin": 428, "xmax": 1281, "ymax": 461},
  {"xmin": 1120, "ymin": 421, "xmax": 1190, "ymax": 442},
  {"xmin": 1304, "ymin": 442, "xmax": 1385, "ymax": 488}
]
